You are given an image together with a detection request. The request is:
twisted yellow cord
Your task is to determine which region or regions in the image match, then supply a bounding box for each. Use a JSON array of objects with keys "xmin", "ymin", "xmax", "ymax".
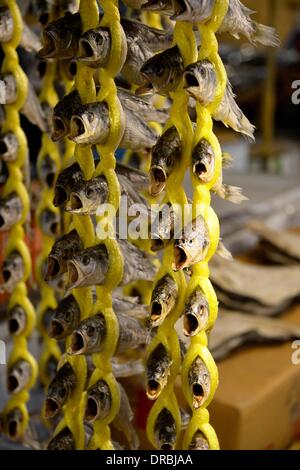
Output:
[
  {"xmin": 1, "ymin": 0, "xmax": 37, "ymax": 439},
  {"xmin": 181, "ymin": 0, "xmax": 229, "ymax": 450},
  {"xmin": 88, "ymin": 0, "xmax": 127, "ymax": 450},
  {"xmin": 36, "ymin": 60, "xmax": 61, "ymax": 388}
]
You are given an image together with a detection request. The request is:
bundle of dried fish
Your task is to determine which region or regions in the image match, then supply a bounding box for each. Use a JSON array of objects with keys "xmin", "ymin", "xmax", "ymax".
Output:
[{"xmin": 210, "ymin": 257, "xmax": 300, "ymax": 316}]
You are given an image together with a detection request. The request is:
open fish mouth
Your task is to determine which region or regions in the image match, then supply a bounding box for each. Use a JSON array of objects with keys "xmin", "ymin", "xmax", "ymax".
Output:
[
  {"xmin": 149, "ymin": 166, "xmax": 167, "ymax": 196},
  {"xmin": 69, "ymin": 330, "xmax": 86, "ymax": 355},
  {"xmin": 2, "ymin": 268, "xmax": 11, "ymax": 283},
  {"xmin": 52, "ymin": 117, "xmax": 69, "ymax": 141},
  {"xmin": 84, "ymin": 396, "xmax": 100, "ymax": 423},
  {"xmin": 183, "ymin": 70, "xmax": 200, "ymax": 89},
  {"xmin": 53, "ymin": 185, "xmax": 69, "ymax": 207},
  {"xmin": 6, "ymin": 415, "xmax": 22, "ymax": 440},
  {"xmin": 183, "ymin": 312, "xmax": 201, "ymax": 336},
  {"xmin": 147, "ymin": 379, "xmax": 162, "ymax": 400},
  {"xmin": 66, "ymin": 260, "xmax": 81, "ymax": 290},
  {"xmin": 69, "ymin": 116, "xmax": 87, "ymax": 142},
  {"xmin": 150, "ymin": 301, "xmax": 163, "ymax": 324},
  {"xmin": 65, "ymin": 193, "xmax": 84, "ymax": 213},
  {"xmin": 193, "ymin": 161, "xmax": 208, "ymax": 180},
  {"xmin": 45, "ymin": 256, "xmax": 61, "ymax": 281},
  {"xmin": 45, "ymin": 397, "xmax": 60, "ymax": 418},
  {"xmin": 49, "ymin": 319, "xmax": 64, "ymax": 339},
  {"xmin": 8, "ymin": 315, "xmax": 24, "ymax": 335},
  {"xmin": 173, "ymin": 245, "xmax": 188, "ymax": 271},
  {"xmin": 7, "ymin": 373, "xmax": 20, "ymax": 393},
  {"xmin": 39, "ymin": 31, "xmax": 57, "ymax": 58},
  {"xmin": 192, "ymin": 382, "xmax": 205, "ymax": 408},
  {"xmin": 0, "ymin": 214, "xmax": 7, "ymax": 229},
  {"xmin": 77, "ymin": 39, "xmax": 96, "ymax": 61}
]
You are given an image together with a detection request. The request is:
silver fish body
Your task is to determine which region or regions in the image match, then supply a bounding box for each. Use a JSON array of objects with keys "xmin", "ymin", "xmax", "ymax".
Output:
[
  {"xmin": 149, "ymin": 125, "xmax": 182, "ymax": 196},
  {"xmin": 173, "ymin": 215, "xmax": 210, "ymax": 271},
  {"xmin": 49, "ymin": 294, "xmax": 81, "ymax": 340},
  {"xmin": 45, "ymin": 362, "xmax": 77, "ymax": 418},
  {"xmin": 183, "ymin": 60, "xmax": 255, "ymax": 140},
  {"xmin": 146, "ymin": 343, "xmax": 172, "ymax": 399},
  {"xmin": 0, "ymin": 193, "xmax": 22, "ymax": 232},
  {"xmin": 150, "ymin": 274, "xmax": 178, "ymax": 327},
  {"xmin": 45, "ymin": 229, "xmax": 83, "ymax": 281}
]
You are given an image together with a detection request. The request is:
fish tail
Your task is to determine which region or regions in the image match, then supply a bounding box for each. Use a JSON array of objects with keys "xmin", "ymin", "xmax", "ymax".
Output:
[
  {"xmin": 252, "ymin": 22, "xmax": 280, "ymax": 48},
  {"xmin": 222, "ymin": 151, "xmax": 233, "ymax": 168},
  {"xmin": 216, "ymin": 184, "xmax": 248, "ymax": 204},
  {"xmin": 217, "ymin": 241, "xmax": 232, "ymax": 260}
]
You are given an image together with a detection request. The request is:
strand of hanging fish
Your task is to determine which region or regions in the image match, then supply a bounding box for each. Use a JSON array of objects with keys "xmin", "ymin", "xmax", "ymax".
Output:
[
  {"xmin": 127, "ymin": 0, "xmax": 279, "ymax": 450},
  {"xmin": 0, "ymin": 0, "xmax": 37, "ymax": 441}
]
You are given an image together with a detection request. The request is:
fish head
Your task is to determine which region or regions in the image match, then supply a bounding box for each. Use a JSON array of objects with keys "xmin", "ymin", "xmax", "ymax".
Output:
[
  {"xmin": 171, "ymin": 0, "xmax": 213, "ymax": 22},
  {"xmin": 7, "ymin": 360, "xmax": 31, "ymax": 394},
  {"xmin": 48, "ymin": 427, "xmax": 75, "ymax": 450},
  {"xmin": 39, "ymin": 209, "xmax": 61, "ymax": 238},
  {"xmin": 189, "ymin": 356, "xmax": 211, "ymax": 409},
  {"xmin": 46, "ymin": 230, "xmax": 83, "ymax": 280},
  {"xmin": 1, "ymin": 251, "xmax": 24, "ymax": 293},
  {"xmin": 189, "ymin": 430, "xmax": 210, "ymax": 450},
  {"xmin": 69, "ymin": 102, "xmax": 109, "ymax": 145},
  {"xmin": 154, "ymin": 408, "xmax": 177, "ymax": 450},
  {"xmin": 85, "ymin": 379, "xmax": 111, "ymax": 422},
  {"xmin": 184, "ymin": 287, "xmax": 209, "ymax": 336},
  {"xmin": 0, "ymin": 132, "xmax": 18, "ymax": 162},
  {"xmin": 0, "ymin": 6, "xmax": 14, "ymax": 42},
  {"xmin": 146, "ymin": 343, "xmax": 171, "ymax": 399},
  {"xmin": 77, "ymin": 28, "xmax": 111, "ymax": 67},
  {"xmin": 3, "ymin": 408, "xmax": 23, "ymax": 441},
  {"xmin": 53, "ymin": 163, "xmax": 83, "ymax": 207},
  {"xmin": 0, "ymin": 193, "xmax": 22, "ymax": 231},
  {"xmin": 65, "ymin": 176, "xmax": 108, "ymax": 215},
  {"xmin": 150, "ymin": 274, "xmax": 177, "ymax": 326},
  {"xmin": 7, "ymin": 304, "xmax": 26, "ymax": 335},
  {"xmin": 65, "ymin": 244, "xmax": 108, "ymax": 290},
  {"xmin": 151, "ymin": 204, "xmax": 174, "ymax": 251},
  {"xmin": 183, "ymin": 60, "xmax": 216, "ymax": 104},
  {"xmin": 45, "ymin": 363, "xmax": 75, "ymax": 417},
  {"xmin": 50, "ymin": 296, "xmax": 80, "ymax": 340},
  {"xmin": 173, "ymin": 216, "xmax": 210, "ymax": 271},
  {"xmin": 192, "ymin": 138, "xmax": 215, "ymax": 183},
  {"xmin": 69, "ymin": 313, "xmax": 105, "ymax": 355},
  {"xmin": 39, "ymin": 14, "xmax": 80, "ymax": 59},
  {"xmin": 137, "ymin": 47, "xmax": 181, "ymax": 95}
]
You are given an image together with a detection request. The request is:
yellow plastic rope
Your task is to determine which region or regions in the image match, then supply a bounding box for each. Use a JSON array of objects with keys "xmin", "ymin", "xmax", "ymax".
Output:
[
  {"xmin": 87, "ymin": 0, "xmax": 127, "ymax": 450},
  {"xmin": 1, "ymin": 0, "xmax": 37, "ymax": 439},
  {"xmin": 36, "ymin": 59, "xmax": 61, "ymax": 388},
  {"xmin": 51, "ymin": 0, "xmax": 99, "ymax": 450},
  {"xmin": 181, "ymin": 0, "xmax": 229, "ymax": 450}
]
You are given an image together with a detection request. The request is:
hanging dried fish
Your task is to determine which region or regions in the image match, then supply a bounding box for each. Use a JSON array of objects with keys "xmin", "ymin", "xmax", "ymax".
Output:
[
  {"xmin": 1, "ymin": 251, "xmax": 24, "ymax": 294},
  {"xmin": 183, "ymin": 287, "xmax": 209, "ymax": 336},
  {"xmin": 146, "ymin": 343, "xmax": 172, "ymax": 399},
  {"xmin": 0, "ymin": 193, "xmax": 22, "ymax": 232},
  {"xmin": 149, "ymin": 274, "xmax": 178, "ymax": 327},
  {"xmin": 45, "ymin": 229, "xmax": 83, "ymax": 281},
  {"xmin": 45, "ymin": 362, "xmax": 77, "ymax": 418}
]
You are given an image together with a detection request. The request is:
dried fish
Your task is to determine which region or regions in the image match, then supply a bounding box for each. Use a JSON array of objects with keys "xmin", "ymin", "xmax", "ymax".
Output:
[
  {"xmin": 45, "ymin": 362, "xmax": 76, "ymax": 418},
  {"xmin": 47, "ymin": 427, "xmax": 75, "ymax": 450},
  {"xmin": 188, "ymin": 356, "xmax": 211, "ymax": 409},
  {"xmin": 1, "ymin": 251, "xmax": 24, "ymax": 294},
  {"xmin": 49, "ymin": 294, "xmax": 81, "ymax": 340},
  {"xmin": 149, "ymin": 126, "xmax": 182, "ymax": 196},
  {"xmin": 7, "ymin": 359, "xmax": 32, "ymax": 394},
  {"xmin": 51, "ymin": 90, "xmax": 82, "ymax": 141},
  {"xmin": 188, "ymin": 430, "xmax": 210, "ymax": 450},
  {"xmin": 39, "ymin": 12, "xmax": 82, "ymax": 60},
  {"xmin": 173, "ymin": 215, "xmax": 210, "ymax": 271},
  {"xmin": 150, "ymin": 203, "xmax": 176, "ymax": 251},
  {"xmin": 150, "ymin": 274, "xmax": 178, "ymax": 327},
  {"xmin": 146, "ymin": 343, "xmax": 172, "ymax": 399},
  {"xmin": 2, "ymin": 408, "xmax": 23, "ymax": 441},
  {"xmin": 68, "ymin": 311, "xmax": 149, "ymax": 355},
  {"xmin": 39, "ymin": 208, "xmax": 61, "ymax": 238},
  {"xmin": 171, "ymin": 0, "xmax": 280, "ymax": 47},
  {"xmin": 66, "ymin": 240, "xmax": 156, "ymax": 290},
  {"xmin": 183, "ymin": 61, "xmax": 255, "ymax": 140},
  {"xmin": 154, "ymin": 407, "xmax": 177, "ymax": 450},
  {"xmin": 136, "ymin": 45, "xmax": 184, "ymax": 95},
  {"xmin": 7, "ymin": 304, "xmax": 27, "ymax": 336},
  {"xmin": 183, "ymin": 287, "xmax": 209, "ymax": 336},
  {"xmin": 0, "ymin": 132, "xmax": 19, "ymax": 162},
  {"xmin": 45, "ymin": 229, "xmax": 83, "ymax": 281},
  {"xmin": 53, "ymin": 163, "xmax": 84, "ymax": 207}
]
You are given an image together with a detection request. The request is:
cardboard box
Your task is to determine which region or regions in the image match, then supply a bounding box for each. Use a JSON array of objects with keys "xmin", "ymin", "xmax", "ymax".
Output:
[{"xmin": 210, "ymin": 306, "xmax": 300, "ymax": 450}]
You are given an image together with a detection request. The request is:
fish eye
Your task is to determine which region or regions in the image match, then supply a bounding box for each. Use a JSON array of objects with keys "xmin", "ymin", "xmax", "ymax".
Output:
[
  {"xmin": 59, "ymin": 386, "xmax": 67, "ymax": 398},
  {"xmin": 95, "ymin": 34, "xmax": 103, "ymax": 45},
  {"xmin": 82, "ymin": 255, "xmax": 90, "ymax": 265},
  {"xmin": 188, "ymin": 239, "xmax": 193, "ymax": 246},
  {"xmin": 87, "ymin": 112, "xmax": 94, "ymax": 123},
  {"xmin": 86, "ymin": 188, "xmax": 94, "ymax": 199},
  {"xmin": 153, "ymin": 64, "xmax": 164, "ymax": 77},
  {"xmin": 200, "ymin": 67, "xmax": 206, "ymax": 78},
  {"xmin": 87, "ymin": 326, "xmax": 95, "ymax": 336}
]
